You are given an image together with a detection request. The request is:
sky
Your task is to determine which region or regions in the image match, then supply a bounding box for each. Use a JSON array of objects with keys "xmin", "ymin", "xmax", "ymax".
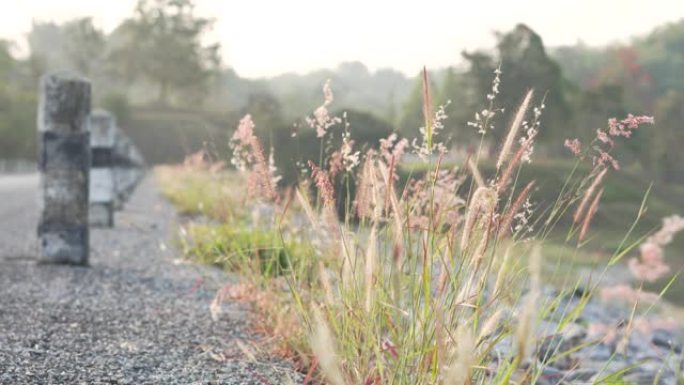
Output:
[{"xmin": 1, "ymin": 0, "xmax": 683, "ymax": 78}]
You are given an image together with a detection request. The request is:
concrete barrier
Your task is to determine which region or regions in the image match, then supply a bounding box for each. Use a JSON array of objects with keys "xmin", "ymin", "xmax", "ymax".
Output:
[
  {"xmin": 36, "ymin": 71, "xmax": 146, "ymax": 265},
  {"xmin": 88, "ymin": 109, "xmax": 117, "ymax": 227},
  {"xmin": 111, "ymin": 127, "xmax": 146, "ymax": 210},
  {"xmin": 37, "ymin": 72, "xmax": 91, "ymax": 265}
]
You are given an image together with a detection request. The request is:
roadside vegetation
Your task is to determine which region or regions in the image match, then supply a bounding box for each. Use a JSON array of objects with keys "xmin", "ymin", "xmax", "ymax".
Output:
[{"xmin": 157, "ymin": 70, "xmax": 684, "ymax": 384}]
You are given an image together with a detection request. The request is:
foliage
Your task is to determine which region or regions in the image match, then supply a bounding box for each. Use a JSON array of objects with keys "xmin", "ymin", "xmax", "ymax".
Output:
[
  {"xmin": 158, "ymin": 74, "xmax": 682, "ymax": 384},
  {"xmin": 108, "ymin": 0, "xmax": 220, "ymax": 104},
  {"xmin": 0, "ymin": 42, "xmax": 37, "ymax": 160},
  {"xmin": 463, "ymin": 24, "xmax": 571, "ymax": 146},
  {"xmin": 27, "ymin": 18, "xmax": 106, "ymax": 76}
]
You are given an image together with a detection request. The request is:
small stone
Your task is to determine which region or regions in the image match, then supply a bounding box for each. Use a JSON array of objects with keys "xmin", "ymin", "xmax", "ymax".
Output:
[{"xmin": 652, "ymin": 329, "xmax": 683, "ymax": 354}]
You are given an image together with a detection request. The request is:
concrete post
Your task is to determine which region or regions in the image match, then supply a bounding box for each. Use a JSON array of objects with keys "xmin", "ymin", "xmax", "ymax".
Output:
[
  {"xmin": 37, "ymin": 72, "xmax": 91, "ymax": 265},
  {"xmin": 89, "ymin": 109, "xmax": 116, "ymax": 227}
]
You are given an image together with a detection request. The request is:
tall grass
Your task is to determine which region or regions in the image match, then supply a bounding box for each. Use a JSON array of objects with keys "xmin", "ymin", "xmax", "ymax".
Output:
[{"xmin": 157, "ymin": 68, "xmax": 679, "ymax": 384}]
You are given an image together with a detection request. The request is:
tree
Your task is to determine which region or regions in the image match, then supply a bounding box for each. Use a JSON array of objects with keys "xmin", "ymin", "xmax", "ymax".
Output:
[
  {"xmin": 0, "ymin": 42, "xmax": 37, "ymax": 160},
  {"xmin": 27, "ymin": 18, "xmax": 105, "ymax": 77},
  {"xmin": 463, "ymin": 24, "xmax": 571, "ymax": 147},
  {"xmin": 63, "ymin": 18, "xmax": 106, "ymax": 76},
  {"xmin": 648, "ymin": 91, "xmax": 684, "ymax": 182},
  {"xmin": 109, "ymin": 0, "xmax": 220, "ymax": 105}
]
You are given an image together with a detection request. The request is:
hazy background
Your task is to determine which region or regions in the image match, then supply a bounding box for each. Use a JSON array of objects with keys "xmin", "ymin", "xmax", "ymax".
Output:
[
  {"xmin": 1, "ymin": 0, "xmax": 684, "ymax": 300},
  {"xmin": 0, "ymin": 0, "xmax": 682, "ymax": 176},
  {"xmin": 2, "ymin": 0, "xmax": 682, "ymax": 77}
]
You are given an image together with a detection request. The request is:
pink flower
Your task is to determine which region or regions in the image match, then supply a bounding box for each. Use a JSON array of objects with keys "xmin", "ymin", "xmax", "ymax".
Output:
[
  {"xmin": 314, "ymin": 106, "xmax": 330, "ymax": 137},
  {"xmin": 307, "ymin": 80, "xmax": 341, "ymax": 138},
  {"xmin": 596, "ymin": 129, "xmax": 613, "ymax": 147},
  {"xmin": 601, "ymin": 284, "xmax": 659, "ymax": 303},
  {"xmin": 564, "ymin": 138, "xmax": 582, "ymax": 156},
  {"xmin": 639, "ymin": 242, "xmax": 663, "ymax": 264},
  {"xmin": 594, "ymin": 150, "xmax": 620, "ymax": 170},
  {"xmin": 622, "ymin": 114, "xmax": 654, "ymax": 129},
  {"xmin": 379, "ymin": 133, "xmax": 409, "ymax": 164},
  {"xmin": 322, "ymin": 79, "xmax": 334, "ymax": 106},
  {"xmin": 607, "ymin": 118, "xmax": 621, "ymax": 137},
  {"xmin": 607, "ymin": 114, "xmax": 654, "ymax": 138},
  {"xmin": 392, "ymin": 138, "xmax": 409, "ymax": 160},
  {"xmin": 233, "ymin": 114, "xmax": 255, "ymax": 144},
  {"xmin": 628, "ymin": 257, "xmax": 670, "ymax": 282},
  {"xmin": 627, "ymin": 215, "xmax": 684, "ymax": 282}
]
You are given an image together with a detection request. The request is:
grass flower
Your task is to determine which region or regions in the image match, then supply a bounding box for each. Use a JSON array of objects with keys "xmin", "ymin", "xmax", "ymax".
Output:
[{"xmin": 497, "ymin": 89, "xmax": 533, "ymax": 169}]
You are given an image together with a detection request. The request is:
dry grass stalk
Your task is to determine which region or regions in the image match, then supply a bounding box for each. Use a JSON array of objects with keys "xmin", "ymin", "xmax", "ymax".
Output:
[
  {"xmin": 422, "ymin": 67, "xmax": 433, "ymax": 136},
  {"xmin": 355, "ymin": 153, "xmax": 375, "ymax": 219},
  {"xmin": 318, "ymin": 261, "xmax": 335, "ymax": 308},
  {"xmin": 461, "ymin": 187, "xmax": 497, "ymax": 250},
  {"xmin": 574, "ymin": 167, "xmax": 608, "ymax": 224},
  {"xmin": 492, "ymin": 247, "xmax": 512, "ymax": 300},
  {"xmin": 364, "ymin": 222, "xmax": 378, "ymax": 313},
  {"xmin": 311, "ymin": 309, "xmax": 346, "ymax": 385},
  {"xmin": 478, "ymin": 309, "xmax": 503, "ymax": 343},
  {"xmin": 444, "ymin": 324, "xmax": 475, "ymax": 385},
  {"xmin": 497, "ymin": 136, "xmax": 534, "ymax": 194},
  {"xmin": 249, "ymin": 137, "xmax": 278, "ymax": 201},
  {"xmin": 579, "ymin": 187, "xmax": 604, "ymax": 242},
  {"xmin": 376, "ymin": 160, "xmax": 405, "ymax": 265},
  {"xmin": 498, "ymin": 181, "xmax": 535, "ymax": 239},
  {"xmin": 296, "ymin": 187, "xmax": 318, "ymax": 228},
  {"xmin": 467, "ymin": 158, "xmax": 485, "ymax": 188},
  {"xmin": 497, "ymin": 90, "xmax": 534, "ymax": 169},
  {"xmin": 516, "ymin": 246, "xmax": 542, "ymax": 362}
]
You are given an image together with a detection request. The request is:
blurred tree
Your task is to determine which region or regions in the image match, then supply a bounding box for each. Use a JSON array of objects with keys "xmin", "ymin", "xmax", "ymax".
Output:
[
  {"xmin": 27, "ymin": 18, "xmax": 105, "ymax": 76},
  {"xmin": 635, "ymin": 19, "xmax": 684, "ymax": 96},
  {"xmin": 0, "ymin": 40, "xmax": 13, "ymax": 79},
  {"xmin": 63, "ymin": 18, "xmax": 106, "ymax": 76},
  {"xmin": 572, "ymin": 84, "xmax": 626, "ymax": 138},
  {"xmin": 108, "ymin": 0, "xmax": 220, "ymax": 105},
  {"xmin": 0, "ymin": 42, "xmax": 37, "ymax": 160},
  {"xmin": 463, "ymin": 24, "xmax": 571, "ymax": 147},
  {"xmin": 648, "ymin": 91, "xmax": 684, "ymax": 182}
]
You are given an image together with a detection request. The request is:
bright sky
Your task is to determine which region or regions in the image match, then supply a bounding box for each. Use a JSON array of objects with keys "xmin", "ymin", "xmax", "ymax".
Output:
[{"xmin": 1, "ymin": 0, "xmax": 683, "ymax": 78}]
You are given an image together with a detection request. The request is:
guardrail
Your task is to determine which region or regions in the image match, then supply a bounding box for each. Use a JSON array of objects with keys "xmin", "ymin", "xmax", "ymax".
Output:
[{"xmin": 37, "ymin": 71, "xmax": 145, "ymax": 265}]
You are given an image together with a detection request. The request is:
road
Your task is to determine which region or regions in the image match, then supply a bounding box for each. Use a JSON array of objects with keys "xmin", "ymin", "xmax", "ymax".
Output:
[
  {"xmin": 0, "ymin": 173, "xmax": 39, "ymax": 260},
  {"xmin": 0, "ymin": 173, "xmax": 300, "ymax": 384}
]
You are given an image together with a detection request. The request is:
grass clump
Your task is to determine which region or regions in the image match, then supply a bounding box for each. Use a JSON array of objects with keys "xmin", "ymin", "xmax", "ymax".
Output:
[
  {"xmin": 180, "ymin": 222, "xmax": 307, "ymax": 278},
  {"xmin": 157, "ymin": 68, "xmax": 683, "ymax": 384}
]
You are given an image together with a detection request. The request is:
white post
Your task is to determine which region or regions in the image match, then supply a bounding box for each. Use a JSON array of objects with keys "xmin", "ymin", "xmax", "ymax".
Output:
[{"xmin": 88, "ymin": 109, "xmax": 116, "ymax": 227}]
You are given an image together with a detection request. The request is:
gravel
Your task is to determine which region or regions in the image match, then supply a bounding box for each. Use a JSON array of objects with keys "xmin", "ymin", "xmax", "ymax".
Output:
[{"xmin": 0, "ymin": 174, "xmax": 301, "ymax": 385}]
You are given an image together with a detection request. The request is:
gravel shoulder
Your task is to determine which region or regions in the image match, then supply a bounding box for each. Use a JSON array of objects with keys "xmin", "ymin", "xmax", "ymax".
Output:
[{"xmin": 0, "ymin": 174, "xmax": 299, "ymax": 384}]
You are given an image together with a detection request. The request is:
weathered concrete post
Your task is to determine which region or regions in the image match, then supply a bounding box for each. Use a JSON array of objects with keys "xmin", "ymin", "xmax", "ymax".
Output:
[
  {"xmin": 37, "ymin": 72, "xmax": 91, "ymax": 265},
  {"xmin": 89, "ymin": 110, "xmax": 116, "ymax": 227}
]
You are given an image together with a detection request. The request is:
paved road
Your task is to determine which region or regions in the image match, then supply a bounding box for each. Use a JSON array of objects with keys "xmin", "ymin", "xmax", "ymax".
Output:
[
  {"xmin": 0, "ymin": 174, "xmax": 299, "ymax": 384},
  {"xmin": 0, "ymin": 173, "xmax": 40, "ymax": 259}
]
